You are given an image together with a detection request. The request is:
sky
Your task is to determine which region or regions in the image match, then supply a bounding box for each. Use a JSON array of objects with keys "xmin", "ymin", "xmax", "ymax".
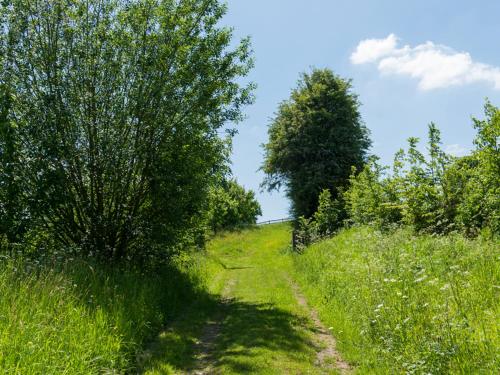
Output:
[{"xmin": 222, "ymin": 0, "xmax": 500, "ymax": 221}]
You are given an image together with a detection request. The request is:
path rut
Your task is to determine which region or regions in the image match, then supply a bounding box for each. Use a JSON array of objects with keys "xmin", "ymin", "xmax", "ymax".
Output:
[
  {"xmin": 290, "ymin": 280, "xmax": 351, "ymax": 374},
  {"xmin": 139, "ymin": 224, "xmax": 354, "ymax": 374},
  {"xmin": 187, "ymin": 278, "xmax": 236, "ymax": 374}
]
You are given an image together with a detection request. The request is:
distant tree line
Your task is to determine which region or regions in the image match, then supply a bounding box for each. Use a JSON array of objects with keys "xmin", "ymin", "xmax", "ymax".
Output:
[
  {"xmin": 262, "ymin": 68, "xmax": 499, "ymax": 248},
  {"xmin": 207, "ymin": 178, "xmax": 262, "ymax": 233},
  {"xmin": 0, "ymin": 0, "xmax": 260, "ymax": 262}
]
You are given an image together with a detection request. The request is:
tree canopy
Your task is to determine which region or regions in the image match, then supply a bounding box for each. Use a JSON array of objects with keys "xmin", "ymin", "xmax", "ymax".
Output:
[
  {"xmin": 0, "ymin": 0, "xmax": 253, "ymax": 260},
  {"xmin": 207, "ymin": 178, "xmax": 262, "ymax": 232},
  {"xmin": 262, "ymin": 68, "xmax": 371, "ymax": 218}
]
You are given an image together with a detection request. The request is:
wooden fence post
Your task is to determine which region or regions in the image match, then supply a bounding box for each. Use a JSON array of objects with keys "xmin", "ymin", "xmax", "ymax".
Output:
[{"xmin": 292, "ymin": 229, "xmax": 297, "ymax": 252}]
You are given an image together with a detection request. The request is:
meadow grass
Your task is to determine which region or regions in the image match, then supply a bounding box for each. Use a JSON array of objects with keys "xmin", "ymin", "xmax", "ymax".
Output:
[
  {"xmin": 0, "ymin": 252, "xmax": 209, "ymax": 374},
  {"xmin": 292, "ymin": 226, "xmax": 499, "ymax": 374},
  {"xmin": 141, "ymin": 223, "xmax": 330, "ymax": 374},
  {"xmin": 2, "ymin": 224, "xmax": 497, "ymax": 374}
]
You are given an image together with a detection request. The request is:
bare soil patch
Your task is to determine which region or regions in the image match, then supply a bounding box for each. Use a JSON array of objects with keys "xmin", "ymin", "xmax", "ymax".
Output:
[{"xmin": 289, "ymin": 280, "xmax": 351, "ymax": 374}]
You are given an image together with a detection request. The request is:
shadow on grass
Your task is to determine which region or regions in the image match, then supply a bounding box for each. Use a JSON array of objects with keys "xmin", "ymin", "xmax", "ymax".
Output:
[
  {"xmin": 53, "ymin": 257, "xmax": 314, "ymax": 374},
  {"xmin": 210, "ymin": 300, "xmax": 316, "ymax": 373},
  {"xmin": 1, "ymin": 254, "xmax": 221, "ymax": 373},
  {"xmin": 208, "ymin": 253, "xmax": 255, "ymax": 270},
  {"xmin": 139, "ymin": 293, "xmax": 318, "ymax": 374},
  {"xmin": 42, "ymin": 258, "xmax": 216, "ymax": 373}
]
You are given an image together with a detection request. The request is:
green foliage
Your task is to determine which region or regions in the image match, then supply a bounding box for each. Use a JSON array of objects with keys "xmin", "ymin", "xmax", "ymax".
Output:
[
  {"xmin": 0, "ymin": 252, "xmax": 210, "ymax": 373},
  {"xmin": 293, "ymin": 189, "xmax": 344, "ymax": 250},
  {"xmin": 206, "ymin": 179, "xmax": 262, "ymax": 232},
  {"xmin": 454, "ymin": 101, "xmax": 500, "ymax": 236},
  {"xmin": 293, "ymin": 226, "xmax": 500, "ymax": 373},
  {"xmin": 312, "ymin": 189, "xmax": 344, "ymax": 236},
  {"xmin": 398, "ymin": 124, "xmax": 455, "ymax": 233},
  {"xmin": 0, "ymin": 84, "xmax": 29, "ymax": 244},
  {"xmin": 0, "ymin": 0, "xmax": 253, "ymax": 259},
  {"xmin": 262, "ymin": 68, "xmax": 371, "ymax": 219},
  {"xmin": 344, "ymin": 103, "xmax": 499, "ymax": 237},
  {"xmin": 293, "ymin": 216, "xmax": 319, "ymax": 251},
  {"xmin": 344, "ymin": 157, "xmax": 402, "ymax": 228}
]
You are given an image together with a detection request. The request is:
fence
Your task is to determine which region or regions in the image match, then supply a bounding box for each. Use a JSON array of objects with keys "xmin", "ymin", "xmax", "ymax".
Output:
[{"xmin": 256, "ymin": 217, "xmax": 293, "ymax": 226}]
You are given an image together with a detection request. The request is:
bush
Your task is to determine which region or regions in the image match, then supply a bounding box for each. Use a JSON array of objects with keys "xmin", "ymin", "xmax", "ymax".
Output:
[
  {"xmin": 454, "ymin": 102, "xmax": 500, "ymax": 236},
  {"xmin": 312, "ymin": 189, "xmax": 344, "ymax": 236},
  {"xmin": 344, "ymin": 102, "xmax": 499, "ymax": 237},
  {"xmin": 293, "ymin": 189, "xmax": 344, "ymax": 250},
  {"xmin": 344, "ymin": 157, "xmax": 403, "ymax": 229},
  {"xmin": 206, "ymin": 179, "xmax": 262, "ymax": 232}
]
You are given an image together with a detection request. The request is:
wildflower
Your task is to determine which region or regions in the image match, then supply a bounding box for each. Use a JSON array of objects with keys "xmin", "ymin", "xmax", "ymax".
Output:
[{"xmin": 415, "ymin": 275, "xmax": 427, "ymax": 283}]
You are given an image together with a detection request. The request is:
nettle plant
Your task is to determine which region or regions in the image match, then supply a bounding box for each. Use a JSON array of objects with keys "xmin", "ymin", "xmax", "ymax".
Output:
[
  {"xmin": 345, "ymin": 104, "xmax": 499, "ymax": 237},
  {"xmin": 399, "ymin": 124, "xmax": 453, "ymax": 233}
]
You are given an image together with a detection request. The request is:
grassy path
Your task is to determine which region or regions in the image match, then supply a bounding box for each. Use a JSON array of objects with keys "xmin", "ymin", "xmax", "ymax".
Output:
[{"xmin": 140, "ymin": 223, "xmax": 349, "ymax": 374}]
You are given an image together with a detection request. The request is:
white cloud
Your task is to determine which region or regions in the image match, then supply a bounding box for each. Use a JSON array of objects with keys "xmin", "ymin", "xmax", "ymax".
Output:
[
  {"xmin": 351, "ymin": 35, "xmax": 500, "ymax": 91},
  {"xmin": 444, "ymin": 144, "xmax": 470, "ymax": 157},
  {"xmin": 350, "ymin": 33, "xmax": 398, "ymax": 64}
]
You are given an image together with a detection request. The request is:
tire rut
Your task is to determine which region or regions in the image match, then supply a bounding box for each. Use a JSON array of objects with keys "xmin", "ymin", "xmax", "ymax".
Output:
[
  {"xmin": 289, "ymin": 279, "xmax": 351, "ymax": 374},
  {"xmin": 186, "ymin": 278, "xmax": 236, "ymax": 375}
]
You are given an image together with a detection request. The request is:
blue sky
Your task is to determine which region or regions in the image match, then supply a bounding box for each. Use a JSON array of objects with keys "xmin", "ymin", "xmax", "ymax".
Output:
[{"xmin": 222, "ymin": 0, "xmax": 500, "ymax": 221}]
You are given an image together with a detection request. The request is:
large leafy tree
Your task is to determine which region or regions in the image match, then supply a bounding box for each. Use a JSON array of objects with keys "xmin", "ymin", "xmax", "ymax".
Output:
[
  {"xmin": 0, "ymin": 84, "xmax": 28, "ymax": 245},
  {"xmin": 0, "ymin": 0, "xmax": 253, "ymax": 259},
  {"xmin": 0, "ymin": 10, "xmax": 29, "ymax": 246},
  {"xmin": 262, "ymin": 68, "xmax": 371, "ymax": 218}
]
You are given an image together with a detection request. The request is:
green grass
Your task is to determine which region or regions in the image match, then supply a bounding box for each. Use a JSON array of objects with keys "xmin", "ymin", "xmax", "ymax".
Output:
[
  {"xmin": 205, "ymin": 224, "xmax": 318, "ymax": 374},
  {"xmin": 0, "ymin": 253, "xmax": 209, "ymax": 374},
  {"xmin": 0, "ymin": 223, "xmax": 327, "ymax": 374},
  {"xmin": 141, "ymin": 223, "xmax": 333, "ymax": 374},
  {"xmin": 292, "ymin": 226, "xmax": 500, "ymax": 374},
  {"xmin": 4, "ymin": 223, "xmax": 495, "ymax": 374}
]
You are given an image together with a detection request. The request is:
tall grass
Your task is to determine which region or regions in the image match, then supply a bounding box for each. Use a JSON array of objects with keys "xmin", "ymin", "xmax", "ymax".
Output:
[
  {"xmin": 0, "ymin": 252, "xmax": 209, "ymax": 374},
  {"xmin": 293, "ymin": 227, "xmax": 499, "ymax": 374}
]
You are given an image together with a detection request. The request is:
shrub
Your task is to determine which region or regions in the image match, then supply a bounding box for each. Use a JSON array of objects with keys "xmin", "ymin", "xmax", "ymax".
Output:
[
  {"xmin": 312, "ymin": 189, "xmax": 344, "ymax": 236},
  {"xmin": 344, "ymin": 157, "xmax": 403, "ymax": 229},
  {"xmin": 455, "ymin": 101, "xmax": 499, "ymax": 236},
  {"xmin": 207, "ymin": 179, "xmax": 262, "ymax": 232},
  {"xmin": 344, "ymin": 102, "xmax": 499, "ymax": 237},
  {"xmin": 293, "ymin": 189, "xmax": 344, "ymax": 250}
]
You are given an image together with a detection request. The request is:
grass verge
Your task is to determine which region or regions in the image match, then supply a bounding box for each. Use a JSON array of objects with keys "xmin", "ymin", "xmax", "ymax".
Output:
[
  {"xmin": 292, "ymin": 226, "xmax": 499, "ymax": 374},
  {"xmin": 0, "ymin": 252, "xmax": 209, "ymax": 374}
]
